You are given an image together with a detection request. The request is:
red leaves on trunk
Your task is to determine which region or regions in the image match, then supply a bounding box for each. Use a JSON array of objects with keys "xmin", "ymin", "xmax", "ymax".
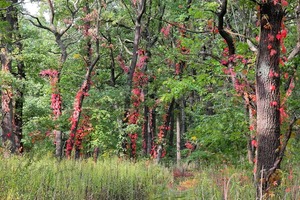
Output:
[
  {"xmin": 66, "ymin": 80, "xmax": 91, "ymax": 158},
  {"xmin": 40, "ymin": 69, "xmax": 59, "ymax": 87},
  {"xmin": 74, "ymin": 115, "xmax": 93, "ymax": 153},
  {"xmin": 51, "ymin": 93, "xmax": 62, "ymax": 118},
  {"xmin": 125, "ymin": 49, "xmax": 150, "ymax": 158}
]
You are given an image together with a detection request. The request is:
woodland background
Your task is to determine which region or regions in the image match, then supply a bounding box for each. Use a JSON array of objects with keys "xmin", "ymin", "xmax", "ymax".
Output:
[{"xmin": 1, "ymin": 0, "xmax": 300, "ymax": 199}]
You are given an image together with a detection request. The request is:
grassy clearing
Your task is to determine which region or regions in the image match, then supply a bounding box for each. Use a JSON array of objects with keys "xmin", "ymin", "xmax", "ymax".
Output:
[{"xmin": 0, "ymin": 155, "xmax": 300, "ymax": 199}]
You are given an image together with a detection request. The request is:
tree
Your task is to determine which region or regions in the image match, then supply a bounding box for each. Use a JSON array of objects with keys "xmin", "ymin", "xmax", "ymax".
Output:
[
  {"xmin": 26, "ymin": 0, "xmax": 79, "ymax": 158},
  {"xmin": 66, "ymin": 1, "xmax": 100, "ymax": 159},
  {"xmin": 255, "ymin": 0, "xmax": 285, "ymax": 197},
  {"xmin": 1, "ymin": 0, "xmax": 24, "ymax": 155}
]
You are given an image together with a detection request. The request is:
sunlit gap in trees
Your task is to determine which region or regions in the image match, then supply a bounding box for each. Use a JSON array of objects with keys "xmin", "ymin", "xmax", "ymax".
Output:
[{"xmin": 22, "ymin": 0, "xmax": 50, "ymax": 22}]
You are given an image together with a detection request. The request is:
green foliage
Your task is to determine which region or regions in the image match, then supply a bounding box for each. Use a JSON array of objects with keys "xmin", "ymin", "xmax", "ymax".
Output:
[{"xmin": 186, "ymin": 107, "xmax": 248, "ymax": 164}]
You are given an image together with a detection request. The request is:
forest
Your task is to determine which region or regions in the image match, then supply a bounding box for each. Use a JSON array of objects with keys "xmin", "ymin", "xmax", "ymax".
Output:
[{"xmin": 1, "ymin": 0, "xmax": 300, "ymax": 199}]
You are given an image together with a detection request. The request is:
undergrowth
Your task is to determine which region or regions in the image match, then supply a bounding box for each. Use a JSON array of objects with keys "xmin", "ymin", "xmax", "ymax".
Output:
[{"xmin": 0, "ymin": 154, "xmax": 299, "ymax": 199}]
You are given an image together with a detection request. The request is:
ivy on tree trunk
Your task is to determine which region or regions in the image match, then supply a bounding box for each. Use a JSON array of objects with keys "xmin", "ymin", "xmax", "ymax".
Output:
[{"xmin": 255, "ymin": 1, "xmax": 284, "ymax": 198}]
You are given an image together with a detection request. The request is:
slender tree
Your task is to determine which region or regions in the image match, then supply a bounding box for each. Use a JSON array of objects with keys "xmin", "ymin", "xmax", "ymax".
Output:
[
  {"xmin": 27, "ymin": 0, "xmax": 79, "ymax": 158},
  {"xmin": 66, "ymin": 1, "xmax": 100, "ymax": 159}
]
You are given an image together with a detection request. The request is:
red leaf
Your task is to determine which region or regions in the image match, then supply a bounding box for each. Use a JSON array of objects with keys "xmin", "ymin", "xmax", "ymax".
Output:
[
  {"xmin": 281, "ymin": 29, "xmax": 287, "ymax": 38},
  {"xmin": 251, "ymin": 140, "xmax": 257, "ymax": 148},
  {"xmin": 270, "ymin": 49, "xmax": 277, "ymax": 56},
  {"xmin": 279, "ymin": 58, "xmax": 285, "ymax": 66},
  {"xmin": 270, "ymin": 85, "xmax": 276, "ymax": 91},
  {"xmin": 270, "ymin": 101, "xmax": 278, "ymax": 106},
  {"xmin": 249, "ymin": 125, "xmax": 254, "ymax": 131},
  {"xmin": 276, "ymin": 33, "xmax": 282, "ymax": 40},
  {"xmin": 281, "ymin": 0, "xmax": 288, "ymax": 7},
  {"xmin": 284, "ymin": 72, "xmax": 289, "ymax": 80},
  {"xmin": 267, "ymin": 44, "xmax": 272, "ymax": 49},
  {"xmin": 268, "ymin": 34, "xmax": 274, "ymax": 42}
]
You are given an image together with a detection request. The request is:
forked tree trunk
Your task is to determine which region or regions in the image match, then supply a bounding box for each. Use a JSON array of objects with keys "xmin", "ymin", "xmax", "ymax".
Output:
[{"xmin": 255, "ymin": 2, "xmax": 283, "ymax": 198}]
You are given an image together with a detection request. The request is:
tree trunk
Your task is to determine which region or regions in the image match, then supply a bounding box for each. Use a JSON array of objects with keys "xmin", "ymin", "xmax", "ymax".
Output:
[
  {"xmin": 66, "ymin": 2, "xmax": 100, "ymax": 158},
  {"xmin": 176, "ymin": 112, "xmax": 181, "ymax": 166},
  {"xmin": 247, "ymin": 105, "xmax": 256, "ymax": 164},
  {"xmin": 1, "ymin": 0, "xmax": 22, "ymax": 155},
  {"xmin": 255, "ymin": 2, "xmax": 283, "ymax": 198},
  {"xmin": 168, "ymin": 106, "xmax": 175, "ymax": 149},
  {"xmin": 143, "ymin": 104, "xmax": 149, "ymax": 155},
  {"xmin": 14, "ymin": 60, "xmax": 25, "ymax": 154},
  {"xmin": 125, "ymin": 0, "xmax": 146, "ymax": 110},
  {"xmin": 1, "ymin": 49, "xmax": 15, "ymax": 155},
  {"xmin": 148, "ymin": 107, "xmax": 156, "ymax": 154}
]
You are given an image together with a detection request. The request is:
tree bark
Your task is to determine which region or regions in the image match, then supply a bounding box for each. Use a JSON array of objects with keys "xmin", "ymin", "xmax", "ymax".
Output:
[
  {"xmin": 148, "ymin": 106, "xmax": 156, "ymax": 154},
  {"xmin": 1, "ymin": 49, "xmax": 15, "ymax": 154},
  {"xmin": 255, "ymin": 2, "xmax": 283, "ymax": 198},
  {"xmin": 176, "ymin": 112, "xmax": 181, "ymax": 166},
  {"xmin": 1, "ymin": 1, "xmax": 19, "ymax": 154}
]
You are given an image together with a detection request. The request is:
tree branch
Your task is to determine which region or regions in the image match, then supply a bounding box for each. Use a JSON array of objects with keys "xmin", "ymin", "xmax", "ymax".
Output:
[
  {"xmin": 217, "ymin": 0, "xmax": 235, "ymax": 56},
  {"xmin": 266, "ymin": 116, "xmax": 297, "ymax": 181}
]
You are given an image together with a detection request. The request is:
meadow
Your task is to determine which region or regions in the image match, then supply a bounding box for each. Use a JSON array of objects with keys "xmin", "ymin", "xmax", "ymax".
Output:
[{"xmin": 1, "ymin": 154, "xmax": 300, "ymax": 200}]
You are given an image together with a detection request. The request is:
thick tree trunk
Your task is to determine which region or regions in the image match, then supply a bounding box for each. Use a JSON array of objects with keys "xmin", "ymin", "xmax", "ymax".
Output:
[
  {"xmin": 1, "ymin": 49, "xmax": 16, "ymax": 154},
  {"xmin": 255, "ymin": 2, "xmax": 283, "ymax": 198},
  {"xmin": 1, "ymin": 0, "xmax": 22, "ymax": 155}
]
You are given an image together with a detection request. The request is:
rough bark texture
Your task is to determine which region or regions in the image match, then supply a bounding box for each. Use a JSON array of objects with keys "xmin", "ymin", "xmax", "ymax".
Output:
[
  {"xmin": 1, "ymin": 1, "xmax": 19, "ymax": 154},
  {"xmin": 1, "ymin": 49, "xmax": 15, "ymax": 154},
  {"xmin": 255, "ymin": 2, "xmax": 283, "ymax": 198}
]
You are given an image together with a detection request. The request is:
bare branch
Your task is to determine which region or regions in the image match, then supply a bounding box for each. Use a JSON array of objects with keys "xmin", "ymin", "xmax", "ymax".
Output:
[
  {"xmin": 47, "ymin": 0, "xmax": 55, "ymax": 25},
  {"xmin": 24, "ymin": 13, "xmax": 54, "ymax": 33}
]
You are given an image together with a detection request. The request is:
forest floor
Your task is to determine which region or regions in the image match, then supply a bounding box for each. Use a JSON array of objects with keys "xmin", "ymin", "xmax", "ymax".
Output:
[{"xmin": 0, "ymin": 154, "xmax": 300, "ymax": 199}]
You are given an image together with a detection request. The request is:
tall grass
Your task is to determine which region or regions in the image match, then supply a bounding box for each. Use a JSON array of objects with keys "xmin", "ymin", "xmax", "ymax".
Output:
[
  {"xmin": 0, "ymin": 155, "xmax": 300, "ymax": 199},
  {"xmin": 0, "ymin": 155, "xmax": 171, "ymax": 200}
]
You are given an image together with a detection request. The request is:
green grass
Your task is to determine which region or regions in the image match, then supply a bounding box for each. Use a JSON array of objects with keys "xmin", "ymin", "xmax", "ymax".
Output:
[{"xmin": 0, "ymin": 155, "xmax": 300, "ymax": 199}]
